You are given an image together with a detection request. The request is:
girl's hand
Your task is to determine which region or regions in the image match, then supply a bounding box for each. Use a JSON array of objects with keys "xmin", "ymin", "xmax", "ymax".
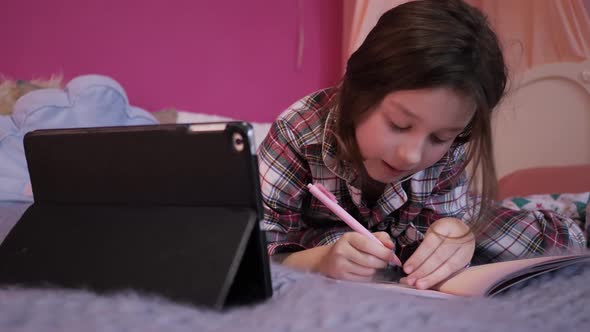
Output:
[
  {"xmin": 316, "ymin": 231, "xmax": 398, "ymax": 282},
  {"xmin": 401, "ymin": 217, "xmax": 475, "ymax": 290}
]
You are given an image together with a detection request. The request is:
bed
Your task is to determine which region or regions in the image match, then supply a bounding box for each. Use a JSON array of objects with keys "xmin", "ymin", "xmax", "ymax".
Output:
[{"xmin": 0, "ymin": 61, "xmax": 589, "ymax": 331}]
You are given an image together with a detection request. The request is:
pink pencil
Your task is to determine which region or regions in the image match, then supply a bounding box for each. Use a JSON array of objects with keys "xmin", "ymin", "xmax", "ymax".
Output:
[{"xmin": 307, "ymin": 183, "xmax": 402, "ymax": 267}]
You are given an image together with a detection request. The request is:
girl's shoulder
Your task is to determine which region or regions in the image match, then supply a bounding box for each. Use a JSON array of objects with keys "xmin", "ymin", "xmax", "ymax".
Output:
[
  {"xmin": 273, "ymin": 87, "xmax": 338, "ymax": 146},
  {"xmin": 277, "ymin": 87, "xmax": 338, "ymax": 121}
]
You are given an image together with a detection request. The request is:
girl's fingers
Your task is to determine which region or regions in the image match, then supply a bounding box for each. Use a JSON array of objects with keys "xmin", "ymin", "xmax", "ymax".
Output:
[
  {"xmin": 373, "ymin": 232, "xmax": 395, "ymax": 250},
  {"xmin": 341, "ymin": 235, "xmax": 390, "ymax": 273},
  {"xmin": 407, "ymin": 248, "xmax": 455, "ymax": 285},
  {"xmin": 372, "ymin": 232, "xmax": 403, "ymax": 266},
  {"xmin": 322, "ymin": 247, "xmax": 377, "ymax": 280},
  {"xmin": 344, "ymin": 246, "xmax": 390, "ymax": 269},
  {"xmin": 334, "ymin": 256, "xmax": 377, "ymax": 278},
  {"xmin": 402, "ymin": 225, "xmax": 475, "ymax": 288},
  {"xmin": 403, "ymin": 230, "xmax": 446, "ymax": 278},
  {"xmin": 346, "ymin": 233, "xmax": 395, "ymax": 266},
  {"xmin": 345, "ymin": 260, "xmax": 377, "ymax": 277},
  {"xmin": 413, "ymin": 251, "xmax": 468, "ymax": 289}
]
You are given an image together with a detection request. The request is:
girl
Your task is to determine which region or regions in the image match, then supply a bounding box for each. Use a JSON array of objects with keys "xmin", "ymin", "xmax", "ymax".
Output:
[{"xmin": 258, "ymin": 0, "xmax": 586, "ymax": 290}]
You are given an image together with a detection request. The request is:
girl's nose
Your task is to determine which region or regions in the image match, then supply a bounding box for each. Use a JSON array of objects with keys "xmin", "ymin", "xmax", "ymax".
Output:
[{"xmin": 396, "ymin": 141, "xmax": 422, "ymax": 169}]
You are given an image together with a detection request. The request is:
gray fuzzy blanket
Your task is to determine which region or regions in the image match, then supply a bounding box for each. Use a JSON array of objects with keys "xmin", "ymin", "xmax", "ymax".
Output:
[{"xmin": 1, "ymin": 203, "xmax": 589, "ymax": 332}]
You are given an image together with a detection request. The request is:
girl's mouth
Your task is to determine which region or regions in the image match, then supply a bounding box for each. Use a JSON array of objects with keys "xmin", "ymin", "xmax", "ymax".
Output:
[{"xmin": 382, "ymin": 161, "xmax": 405, "ymax": 176}]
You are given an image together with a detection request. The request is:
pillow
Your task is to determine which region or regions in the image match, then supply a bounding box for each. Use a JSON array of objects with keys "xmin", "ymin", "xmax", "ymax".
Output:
[{"xmin": 0, "ymin": 74, "xmax": 158, "ymax": 203}]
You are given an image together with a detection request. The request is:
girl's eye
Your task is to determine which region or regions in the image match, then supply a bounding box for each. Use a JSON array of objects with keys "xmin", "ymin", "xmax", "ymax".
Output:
[
  {"xmin": 391, "ymin": 123, "xmax": 411, "ymax": 131},
  {"xmin": 430, "ymin": 135, "xmax": 451, "ymax": 144}
]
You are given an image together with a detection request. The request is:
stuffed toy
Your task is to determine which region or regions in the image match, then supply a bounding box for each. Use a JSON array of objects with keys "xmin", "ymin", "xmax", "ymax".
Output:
[{"xmin": 0, "ymin": 75, "xmax": 63, "ymax": 115}]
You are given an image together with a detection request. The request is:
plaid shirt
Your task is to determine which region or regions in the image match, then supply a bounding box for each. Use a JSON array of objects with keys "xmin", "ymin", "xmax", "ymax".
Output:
[{"xmin": 258, "ymin": 88, "xmax": 586, "ymax": 264}]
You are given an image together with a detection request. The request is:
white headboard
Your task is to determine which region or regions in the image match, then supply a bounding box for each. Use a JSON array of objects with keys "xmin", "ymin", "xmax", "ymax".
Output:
[{"xmin": 492, "ymin": 60, "xmax": 590, "ymax": 179}]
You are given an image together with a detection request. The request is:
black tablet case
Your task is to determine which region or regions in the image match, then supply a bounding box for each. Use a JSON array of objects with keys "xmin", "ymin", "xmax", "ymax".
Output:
[{"xmin": 0, "ymin": 122, "xmax": 272, "ymax": 309}]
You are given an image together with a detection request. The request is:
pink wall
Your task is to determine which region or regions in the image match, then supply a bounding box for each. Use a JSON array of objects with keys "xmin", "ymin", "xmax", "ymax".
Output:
[{"xmin": 0, "ymin": 0, "xmax": 342, "ymax": 122}]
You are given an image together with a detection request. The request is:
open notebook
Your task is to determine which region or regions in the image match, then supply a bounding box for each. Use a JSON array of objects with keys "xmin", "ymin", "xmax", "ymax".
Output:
[{"xmin": 367, "ymin": 253, "xmax": 590, "ymax": 299}]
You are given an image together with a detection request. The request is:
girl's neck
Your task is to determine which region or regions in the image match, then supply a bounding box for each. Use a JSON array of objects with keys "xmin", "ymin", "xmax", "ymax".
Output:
[{"xmin": 362, "ymin": 177, "xmax": 386, "ymax": 208}]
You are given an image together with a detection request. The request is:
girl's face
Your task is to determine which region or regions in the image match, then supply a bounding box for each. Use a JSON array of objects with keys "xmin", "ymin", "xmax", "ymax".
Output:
[{"xmin": 355, "ymin": 88, "xmax": 475, "ymax": 184}]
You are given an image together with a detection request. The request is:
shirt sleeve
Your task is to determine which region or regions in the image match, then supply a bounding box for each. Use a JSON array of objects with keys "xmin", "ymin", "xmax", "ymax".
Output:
[
  {"xmin": 411, "ymin": 145, "xmax": 587, "ymax": 264},
  {"xmin": 473, "ymin": 203, "xmax": 586, "ymax": 263},
  {"xmin": 257, "ymin": 119, "xmax": 311, "ymax": 255}
]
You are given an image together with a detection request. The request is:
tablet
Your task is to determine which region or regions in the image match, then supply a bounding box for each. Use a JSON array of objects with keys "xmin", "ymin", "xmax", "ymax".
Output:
[{"xmin": 0, "ymin": 122, "xmax": 272, "ymax": 309}]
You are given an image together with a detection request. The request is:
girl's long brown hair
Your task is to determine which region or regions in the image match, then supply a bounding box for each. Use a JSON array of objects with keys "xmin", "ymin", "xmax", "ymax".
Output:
[{"xmin": 335, "ymin": 0, "xmax": 508, "ymax": 237}]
